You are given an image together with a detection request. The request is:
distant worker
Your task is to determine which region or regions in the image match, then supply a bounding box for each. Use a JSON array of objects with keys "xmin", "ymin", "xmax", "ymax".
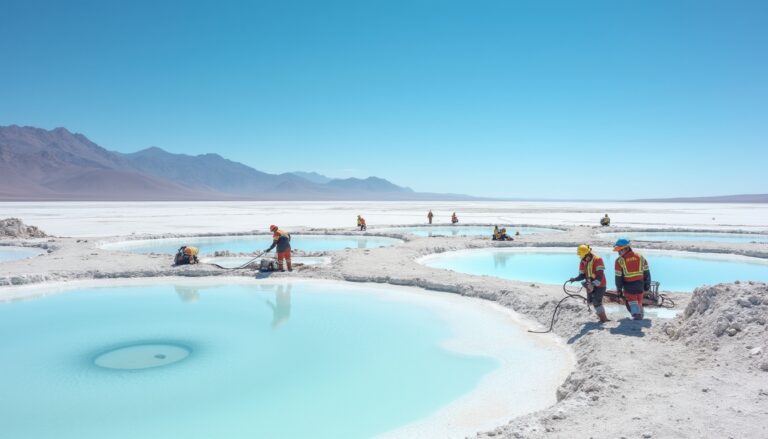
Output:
[
  {"xmin": 613, "ymin": 238, "xmax": 651, "ymax": 320},
  {"xmin": 357, "ymin": 215, "xmax": 367, "ymax": 231},
  {"xmin": 264, "ymin": 225, "xmax": 292, "ymax": 272},
  {"xmin": 427, "ymin": 210, "xmax": 434, "ymax": 224},
  {"xmin": 174, "ymin": 245, "xmax": 199, "ymax": 265},
  {"xmin": 499, "ymin": 228, "xmax": 513, "ymax": 241},
  {"xmin": 492, "ymin": 225, "xmax": 500, "ymax": 240},
  {"xmin": 451, "ymin": 212, "xmax": 459, "ymax": 224},
  {"xmin": 600, "ymin": 214, "xmax": 611, "ymax": 227},
  {"xmin": 569, "ymin": 245, "xmax": 609, "ymax": 323},
  {"xmin": 515, "ymin": 230, "xmax": 520, "ymax": 236}
]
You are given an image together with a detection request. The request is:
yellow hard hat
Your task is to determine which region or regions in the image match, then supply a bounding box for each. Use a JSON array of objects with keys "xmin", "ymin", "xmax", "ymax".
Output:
[{"xmin": 576, "ymin": 244, "xmax": 591, "ymax": 258}]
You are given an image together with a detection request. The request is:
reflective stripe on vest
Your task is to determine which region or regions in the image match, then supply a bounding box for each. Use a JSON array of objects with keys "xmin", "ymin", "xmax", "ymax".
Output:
[{"xmin": 618, "ymin": 253, "xmax": 646, "ymax": 282}]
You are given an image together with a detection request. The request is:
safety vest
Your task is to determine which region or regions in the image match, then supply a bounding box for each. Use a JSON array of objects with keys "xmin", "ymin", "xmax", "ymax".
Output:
[
  {"xmin": 615, "ymin": 250, "xmax": 648, "ymax": 282},
  {"xmin": 579, "ymin": 255, "xmax": 606, "ymax": 287}
]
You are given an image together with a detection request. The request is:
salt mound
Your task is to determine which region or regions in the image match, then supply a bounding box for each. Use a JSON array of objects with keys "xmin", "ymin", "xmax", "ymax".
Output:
[
  {"xmin": 666, "ymin": 282, "xmax": 768, "ymax": 372},
  {"xmin": 0, "ymin": 218, "xmax": 47, "ymax": 238}
]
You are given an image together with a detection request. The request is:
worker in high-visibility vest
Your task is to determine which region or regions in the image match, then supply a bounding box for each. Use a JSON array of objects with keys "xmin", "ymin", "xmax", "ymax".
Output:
[
  {"xmin": 569, "ymin": 244, "xmax": 609, "ymax": 322},
  {"xmin": 265, "ymin": 225, "xmax": 292, "ymax": 272},
  {"xmin": 613, "ymin": 238, "xmax": 651, "ymax": 320}
]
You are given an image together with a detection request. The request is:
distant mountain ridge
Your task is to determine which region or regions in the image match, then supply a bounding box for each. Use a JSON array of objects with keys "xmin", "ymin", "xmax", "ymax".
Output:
[{"xmin": 0, "ymin": 125, "xmax": 474, "ymax": 201}]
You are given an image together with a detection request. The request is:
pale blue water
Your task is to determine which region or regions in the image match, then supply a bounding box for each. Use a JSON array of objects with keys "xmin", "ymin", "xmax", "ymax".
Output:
[
  {"xmin": 375, "ymin": 226, "xmax": 562, "ymax": 238},
  {"xmin": 422, "ymin": 248, "xmax": 768, "ymax": 292},
  {"xmin": 598, "ymin": 231, "xmax": 768, "ymax": 244},
  {"xmin": 102, "ymin": 235, "xmax": 402, "ymax": 255},
  {"xmin": 0, "ymin": 282, "xmax": 495, "ymax": 439},
  {"xmin": 0, "ymin": 246, "xmax": 45, "ymax": 262}
]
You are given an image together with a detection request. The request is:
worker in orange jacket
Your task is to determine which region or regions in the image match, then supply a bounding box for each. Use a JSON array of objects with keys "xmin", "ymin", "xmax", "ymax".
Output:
[
  {"xmin": 265, "ymin": 225, "xmax": 292, "ymax": 272},
  {"xmin": 569, "ymin": 244, "xmax": 609, "ymax": 322},
  {"xmin": 613, "ymin": 238, "xmax": 651, "ymax": 320}
]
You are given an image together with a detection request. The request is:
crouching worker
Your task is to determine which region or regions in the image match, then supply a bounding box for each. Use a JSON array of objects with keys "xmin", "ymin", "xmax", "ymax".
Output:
[
  {"xmin": 265, "ymin": 225, "xmax": 292, "ymax": 272},
  {"xmin": 569, "ymin": 244, "xmax": 609, "ymax": 323},
  {"xmin": 357, "ymin": 215, "xmax": 367, "ymax": 231},
  {"xmin": 600, "ymin": 214, "xmax": 611, "ymax": 227},
  {"xmin": 613, "ymin": 238, "xmax": 651, "ymax": 320},
  {"xmin": 174, "ymin": 246, "xmax": 199, "ymax": 265}
]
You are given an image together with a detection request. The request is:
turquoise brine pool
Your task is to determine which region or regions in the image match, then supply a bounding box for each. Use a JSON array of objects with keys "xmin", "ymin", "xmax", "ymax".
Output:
[
  {"xmin": 0, "ymin": 280, "xmax": 569, "ymax": 438},
  {"xmin": 420, "ymin": 247, "xmax": 768, "ymax": 292},
  {"xmin": 375, "ymin": 226, "xmax": 562, "ymax": 238},
  {"xmin": 598, "ymin": 231, "xmax": 768, "ymax": 244},
  {"xmin": 101, "ymin": 234, "xmax": 402, "ymax": 255},
  {"xmin": 0, "ymin": 246, "xmax": 45, "ymax": 262}
]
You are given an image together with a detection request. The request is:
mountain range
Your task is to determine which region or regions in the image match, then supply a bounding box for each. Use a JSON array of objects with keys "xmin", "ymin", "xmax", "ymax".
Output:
[{"xmin": 0, "ymin": 125, "xmax": 472, "ymax": 201}]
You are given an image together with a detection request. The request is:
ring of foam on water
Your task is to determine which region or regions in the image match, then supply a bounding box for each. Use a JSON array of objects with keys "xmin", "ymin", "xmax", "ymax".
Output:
[{"xmin": 93, "ymin": 343, "xmax": 191, "ymax": 370}]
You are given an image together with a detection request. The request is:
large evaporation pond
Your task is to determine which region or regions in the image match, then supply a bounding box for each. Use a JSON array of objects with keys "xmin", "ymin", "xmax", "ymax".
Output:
[
  {"xmin": 102, "ymin": 234, "xmax": 402, "ymax": 255},
  {"xmin": 421, "ymin": 247, "xmax": 768, "ymax": 292},
  {"xmin": 598, "ymin": 231, "xmax": 768, "ymax": 244},
  {"xmin": 0, "ymin": 246, "xmax": 45, "ymax": 262},
  {"xmin": 0, "ymin": 279, "xmax": 570, "ymax": 439},
  {"xmin": 375, "ymin": 225, "xmax": 563, "ymax": 237}
]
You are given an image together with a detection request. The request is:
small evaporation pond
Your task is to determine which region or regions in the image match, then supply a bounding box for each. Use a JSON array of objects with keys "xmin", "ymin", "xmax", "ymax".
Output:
[
  {"xmin": 375, "ymin": 226, "xmax": 563, "ymax": 238},
  {"xmin": 598, "ymin": 231, "xmax": 768, "ymax": 244},
  {"xmin": 421, "ymin": 247, "xmax": 768, "ymax": 292},
  {"xmin": 0, "ymin": 246, "xmax": 45, "ymax": 262},
  {"xmin": 0, "ymin": 281, "xmax": 566, "ymax": 439},
  {"xmin": 101, "ymin": 234, "xmax": 402, "ymax": 255}
]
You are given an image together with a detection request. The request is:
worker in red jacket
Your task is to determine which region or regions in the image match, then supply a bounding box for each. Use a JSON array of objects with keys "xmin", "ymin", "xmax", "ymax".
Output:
[
  {"xmin": 569, "ymin": 244, "xmax": 609, "ymax": 322},
  {"xmin": 265, "ymin": 225, "xmax": 292, "ymax": 272},
  {"xmin": 613, "ymin": 238, "xmax": 651, "ymax": 320}
]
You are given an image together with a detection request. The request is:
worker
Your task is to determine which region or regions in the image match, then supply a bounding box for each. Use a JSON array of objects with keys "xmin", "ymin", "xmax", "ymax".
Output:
[
  {"xmin": 499, "ymin": 228, "xmax": 513, "ymax": 241},
  {"xmin": 427, "ymin": 210, "xmax": 434, "ymax": 224},
  {"xmin": 492, "ymin": 225, "xmax": 500, "ymax": 240},
  {"xmin": 264, "ymin": 225, "xmax": 292, "ymax": 272},
  {"xmin": 600, "ymin": 214, "xmax": 611, "ymax": 227},
  {"xmin": 174, "ymin": 245, "xmax": 199, "ymax": 265},
  {"xmin": 568, "ymin": 244, "xmax": 609, "ymax": 322},
  {"xmin": 613, "ymin": 238, "xmax": 651, "ymax": 320},
  {"xmin": 451, "ymin": 212, "xmax": 458, "ymax": 224},
  {"xmin": 357, "ymin": 215, "xmax": 367, "ymax": 231}
]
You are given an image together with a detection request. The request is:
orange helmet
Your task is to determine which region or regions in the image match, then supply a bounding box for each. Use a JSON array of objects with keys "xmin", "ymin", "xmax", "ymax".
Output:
[{"xmin": 269, "ymin": 224, "xmax": 278, "ymax": 232}]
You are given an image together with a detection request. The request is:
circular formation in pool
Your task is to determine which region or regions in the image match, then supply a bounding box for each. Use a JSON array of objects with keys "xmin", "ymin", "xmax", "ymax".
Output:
[
  {"xmin": 374, "ymin": 225, "xmax": 563, "ymax": 237},
  {"xmin": 101, "ymin": 234, "xmax": 402, "ymax": 255},
  {"xmin": 93, "ymin": 342, "xmax": 191, "ymax": 370},
  {"xmin": 0, "ymin": 246, "xmax": 45, "ymax": 263},
  {"xmin": 420, "ymin": 247, "xmax": 768, "ymax": 292},
  {"xmin": 598, "ymin": 231, "xmax": 768, "ymax": 244},
  {"xmin": 0, "ymin": 279, "xmax": 571, "ymax": 439}
]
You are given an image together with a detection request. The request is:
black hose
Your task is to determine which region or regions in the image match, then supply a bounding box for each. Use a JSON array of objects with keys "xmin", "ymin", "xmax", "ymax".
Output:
[
  {"xmin": 528, "ymin": 281, "xmax": 588, "ymax": 334},
  {"xmin": 209, "ymin": 252, "xmax": 266, "ymax": 270}
]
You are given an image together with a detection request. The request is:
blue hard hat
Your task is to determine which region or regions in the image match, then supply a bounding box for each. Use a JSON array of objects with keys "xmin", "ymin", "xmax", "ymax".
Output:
[{"xmin": 613, "ymin": 238, "xmax": 631, "ymax": 250}]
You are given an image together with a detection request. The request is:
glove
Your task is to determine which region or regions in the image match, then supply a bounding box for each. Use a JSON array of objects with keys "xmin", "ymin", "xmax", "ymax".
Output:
[
  {"xmin": 568, "ymin": 277, "xmax": 576, "ymax": 282},
  {"xmin": 264, "ymin": 249, "xmax": 271, "ymax": 253},
  {"xmin": 592, "ymin": 279, "xmax": 601, "ymax": 287}
]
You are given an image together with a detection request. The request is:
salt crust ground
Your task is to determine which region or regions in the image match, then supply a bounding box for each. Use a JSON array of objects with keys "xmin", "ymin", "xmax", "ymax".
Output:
[{"xmin": 2, "ymin": 220, "xmax": 768, "ymax": 438}]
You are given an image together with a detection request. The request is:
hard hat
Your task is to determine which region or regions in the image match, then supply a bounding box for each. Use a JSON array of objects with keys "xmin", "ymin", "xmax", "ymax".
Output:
[
  {"xmin": 269, "ymin": 224, "xmax": 278, "ymax": 232},
  {"xmin": 613, "ymin": 238, "xmax": 631, "ymax": 251},
  {"xmin": 576, "ymin": 244, "xmax": 591, "ymax": 258}
]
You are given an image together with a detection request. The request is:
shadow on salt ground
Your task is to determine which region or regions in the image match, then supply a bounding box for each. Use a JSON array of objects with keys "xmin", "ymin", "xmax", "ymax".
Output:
[
  {"xmin": 567, "ymin": 322, "xmax": 607, "ymax": 344},
  {"xmin": 609, "ymin": 318, "xmax": 652, "ymax": 337}
]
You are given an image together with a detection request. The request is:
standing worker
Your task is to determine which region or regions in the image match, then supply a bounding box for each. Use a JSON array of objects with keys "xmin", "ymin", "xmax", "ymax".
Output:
[
  {"xmin": 427, "ymin": 210, "xmax": 434, "ymax": 224},
  {"xmin": 451, "ymin": 212, "xmax": 459, "ymax": 224},
  {"xmin": 569, "ymin": 245, "xmax": 609, "ymax": 322},
  {"xmin": 613, "ymin": 238, "xmax": 651, "ymax": 320},
  {"xmin": 357, "ymin": 215, "xmax": 367, "ymax": 231},
  {"xmin": 264, "ymin": 225, "xmax": 292, "ymax": 272}
]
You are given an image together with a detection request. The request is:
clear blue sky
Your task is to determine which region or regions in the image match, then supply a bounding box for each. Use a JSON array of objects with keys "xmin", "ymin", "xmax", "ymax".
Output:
[{"xmin": 1, "ymin": 0, "xmax": 766, "ymax": 199}]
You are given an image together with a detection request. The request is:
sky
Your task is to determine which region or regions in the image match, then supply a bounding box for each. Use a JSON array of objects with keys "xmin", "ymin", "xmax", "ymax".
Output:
[{"xmin": 1, "ymin": 0, "xmax": 766, "ymax": 199}]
